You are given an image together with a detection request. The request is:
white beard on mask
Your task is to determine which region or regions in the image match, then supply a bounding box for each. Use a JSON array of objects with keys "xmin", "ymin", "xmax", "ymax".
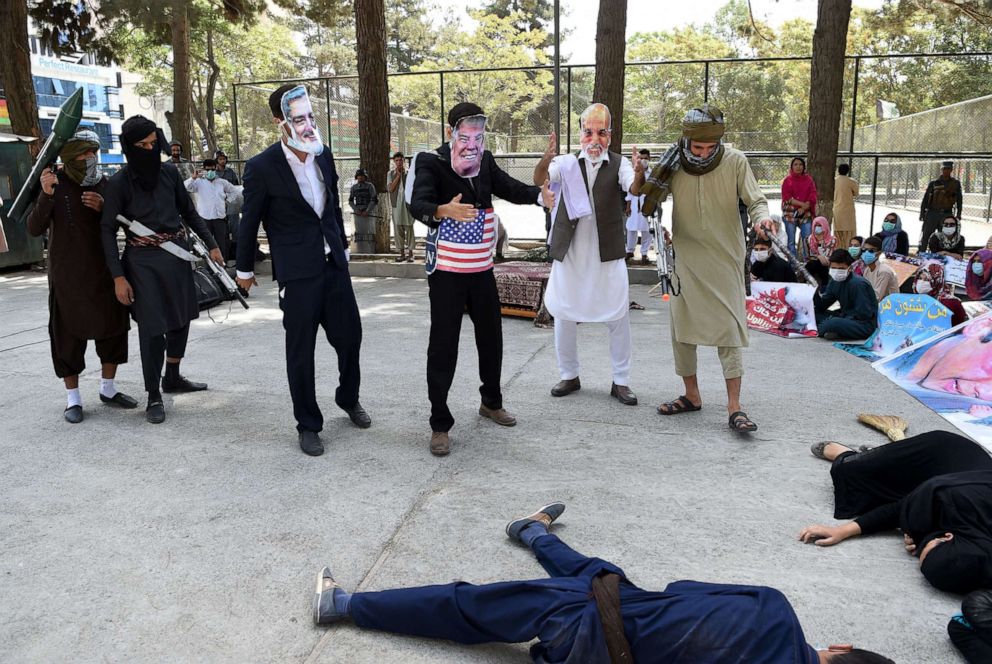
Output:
[
  {"xmin": 581, "ymin": 144, "xmax": 607, "ymax": 164},
  {"xmin": 281, "ymin": 120, "xmax": 324, "ymax": 156}
]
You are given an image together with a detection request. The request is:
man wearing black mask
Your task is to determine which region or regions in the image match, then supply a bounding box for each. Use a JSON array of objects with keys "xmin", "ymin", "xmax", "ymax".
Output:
[{"xmin": 101, "ymin": 116, "xmax": 223, "ymax": 424}]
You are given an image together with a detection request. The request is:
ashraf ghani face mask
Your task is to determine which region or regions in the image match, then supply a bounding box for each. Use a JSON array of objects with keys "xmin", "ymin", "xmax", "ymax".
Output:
[{"xmin": 280, "ymin": 85, "xmax": 324, "ymax": 156}]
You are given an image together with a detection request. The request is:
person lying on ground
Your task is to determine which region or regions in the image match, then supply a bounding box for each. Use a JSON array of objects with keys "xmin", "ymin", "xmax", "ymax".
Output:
[
  {"xmin": 314, "ymin": 502, "xmax": 894, "ymax": 663},
  {"xmin": 800, "ymin": 431, "xmax": 992, "ymax": 593}
]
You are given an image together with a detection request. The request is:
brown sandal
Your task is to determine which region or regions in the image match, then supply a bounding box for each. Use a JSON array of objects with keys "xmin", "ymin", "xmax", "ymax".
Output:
[{"xmin": 729, "ymin": 411, "xmax": 758, "ymax": 432}]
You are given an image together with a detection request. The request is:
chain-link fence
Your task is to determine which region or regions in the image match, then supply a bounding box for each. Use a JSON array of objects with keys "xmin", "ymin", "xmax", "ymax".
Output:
[{"xmin": 231, "ymin": 52, "xmax": 992, "ymax": 241}]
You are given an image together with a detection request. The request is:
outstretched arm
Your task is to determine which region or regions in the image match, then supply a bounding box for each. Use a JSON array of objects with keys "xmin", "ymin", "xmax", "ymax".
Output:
[{"xmin": 798, "ymin": 521, "xmax": 862, "ymax": 547}]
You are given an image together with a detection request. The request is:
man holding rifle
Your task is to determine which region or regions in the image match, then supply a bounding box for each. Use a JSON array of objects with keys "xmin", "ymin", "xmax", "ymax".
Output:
[{"xmin": 100, "ymin": 115, "xmax": 223, "ymax": 425}]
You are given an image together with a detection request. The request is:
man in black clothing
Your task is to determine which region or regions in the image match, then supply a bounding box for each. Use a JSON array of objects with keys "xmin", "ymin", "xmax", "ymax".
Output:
[
  {"xmin": 950, "ymin": 590, "xmax": 992, "ymax": 664},
  {"xmin": 348, "ymin": 169, "xmax": 377, "ymax": 218},
  {"xmin": 408, "ymin": 101, "xmax": 553, "ymax": 456},
  {"xmin": 919, "ymin": 160, "xmax": 963, "ymax": 251},
  {"xmin": 749, "ymin": 235, "xmax": 796, "ymax": 283},
  {"xmin": 236, "ymin": 84, "xmax": 369, "ymax": 457},
  {"xmin": 101, "ymin": 116, "xmax": 223, "ymax": 424}
]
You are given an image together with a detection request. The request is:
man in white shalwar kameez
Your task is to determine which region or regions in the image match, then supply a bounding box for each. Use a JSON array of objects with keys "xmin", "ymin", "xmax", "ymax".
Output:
[{"xmin": 534, "ymin": 103, "xmax": 645, "ymax": 406}]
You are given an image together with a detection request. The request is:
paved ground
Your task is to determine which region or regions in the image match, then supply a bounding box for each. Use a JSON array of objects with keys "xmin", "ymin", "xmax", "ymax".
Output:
[{"xmin": 0, "ymin": 269, "xmax": 967, "ymax": 663}]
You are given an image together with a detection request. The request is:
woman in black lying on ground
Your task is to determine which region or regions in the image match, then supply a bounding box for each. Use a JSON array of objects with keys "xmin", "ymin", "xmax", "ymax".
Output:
[{"xmin": 798, "ymin": 430, "xmax": 992, "ymax": 593}]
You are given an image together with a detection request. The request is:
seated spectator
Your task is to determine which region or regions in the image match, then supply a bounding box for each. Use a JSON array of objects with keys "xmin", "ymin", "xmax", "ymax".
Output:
[
  {"xmin": 913, "ymin": 262, "xmax": 967, "ymax": 327},
  {"xmin": 860, "ymin": 235, "xmax": 899, "ymax": 301},
  {"xmin": 878, "ymin": 212, "xmax": 910, "ymax": 256},
  {"xmin": 801, "ymin": 431, "xmax": 992, "ymax": 594},
  {"xmin": 949, "ymin": 589, "xmax": 992, "ymax": 663},
  {"xmin": 928, "ymin": 216, "xmax": 966, "ymax": 259},
  {"xmin": 848, "ymin": 235, "xmax": 865, "ymax": 276},
  {"xmin": 814, "ymin": 249, "xmax": 878, "ymax": 341},
  {"xmin": 804, "ymin": 216, "xmax": 836, "ymax": 285},
  {"xmin": 750, "ymin": 235, "xmax": 796, "ymax": 283},
  {"xmin": 315, "ymin": 502, "xmax": 894, "ymax": 663},
  {"xmin": 966, "ymin": 248, "xmax": 992, "ymax": 302}
]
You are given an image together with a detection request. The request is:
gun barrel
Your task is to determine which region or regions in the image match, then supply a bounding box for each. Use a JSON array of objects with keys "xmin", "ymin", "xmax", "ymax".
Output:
[{"xmin": 8, "ymin": 89, "xmax": 84, "ymax": 224}]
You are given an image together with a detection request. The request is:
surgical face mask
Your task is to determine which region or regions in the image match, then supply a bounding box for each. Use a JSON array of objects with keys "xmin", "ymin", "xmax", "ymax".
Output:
[
  {"xmin": 753, "ymin": 249, "xmax": 769, "ymax": 262},
  {"xmin": 205, "ymin": 170, "xmax": 217, "ymax": 181},
  {"xmin": 814, "ymin": 227, "xmax": 824, "ymax": 236},
  {"xmin": 883, "ymin": 221, "xmax": 896, "ymax": 232},
  {"xmin": 915, "ymin": 281, "xmax": 933, "ymax": 295},
  {"xmin": 943, "ymin": 225, "xmax": 957, "ymax": 236},
  {"xmin": 848, "ymin": 246, "xmax": 861, "ymax": 258},
  {"xmin": 829, "ymin": 267, "xmax": 850, "ymax": 282},
  {"xmin": 974, "ymin": 262, "xmax": 986, "ymax": 277},
  {"xmin": 861, "ymin": 250, "xmax": 877, "ymax": 265}
]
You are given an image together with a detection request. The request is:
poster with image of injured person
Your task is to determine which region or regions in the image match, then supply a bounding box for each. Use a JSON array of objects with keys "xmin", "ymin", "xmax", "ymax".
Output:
[
  {"xmin": 873, "ymin": 311, "xmax": 992, "ymax": 449},
  {"xmin": 837, "ymin": 294, "xmax": 953, "ymax": 362},
  {"xmin": 745, "ymin": 281, "xmax": 818, "ymax": 338},
  {"xmin": 449, "ymin": 114, "xmax": 486, "ymax": 178}
]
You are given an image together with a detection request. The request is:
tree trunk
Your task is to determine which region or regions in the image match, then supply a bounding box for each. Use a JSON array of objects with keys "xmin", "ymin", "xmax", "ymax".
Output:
[
  {"xmin": 592, "ymin": 0, "xmax": 627, "ymax": 153},
  {"xmin": 354, "ymin": 0, "xmax": 391, "ymax": 253},
  {"xmin": 204, "ymin": 26, "xmax": 220, "ymax": 155},
  {"xmin": 0, "ymin": 0, "xmax": 40, "ymax": 152},
  {"xmin": 806, "ymin": 0, "xmax": 851, "ymax": 222},
  {"xmin": 170, "ymin": 0, "xmax": 193, "ymax": 155}
]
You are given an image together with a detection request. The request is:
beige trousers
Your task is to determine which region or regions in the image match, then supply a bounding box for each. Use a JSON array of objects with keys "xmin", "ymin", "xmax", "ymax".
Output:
[{"xmin": 671, "ymin": 338, "xmax": 743, "ymax": 379}]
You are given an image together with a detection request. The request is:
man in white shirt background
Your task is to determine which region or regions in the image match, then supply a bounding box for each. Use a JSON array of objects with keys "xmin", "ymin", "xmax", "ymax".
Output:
[
  {"xmin": 624, "ymin": 149, "xmax": 654, "ymax": 264},
  {"xmin": 185, "ymin": 158, "xmax": 240, "ymax": 264}
]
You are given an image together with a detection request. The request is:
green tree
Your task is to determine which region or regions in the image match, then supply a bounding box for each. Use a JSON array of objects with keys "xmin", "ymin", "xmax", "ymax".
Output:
[{"xmin": 112, "ymin": 12, "xmax": 298, "ymax": 158}]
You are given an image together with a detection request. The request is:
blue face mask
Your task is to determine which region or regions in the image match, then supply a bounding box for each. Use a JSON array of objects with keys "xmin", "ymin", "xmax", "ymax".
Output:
[
  {"xmin": 882, "ymin": 221, "xmax": 896, "ymax": 232},
  {"xmin": 861, "ymin": 250, "xmax": 877, "ymax": 265},
  {"xmin": 848, "ymin": 246, "xmax": 861, "ymax": 258},
  {"xmin": 205, "ymin": 170, "xmax": 217, "ymax": 181},
  {"xmin": 975, "ymin": 262, "xmax": 986, "ymax": 277}
]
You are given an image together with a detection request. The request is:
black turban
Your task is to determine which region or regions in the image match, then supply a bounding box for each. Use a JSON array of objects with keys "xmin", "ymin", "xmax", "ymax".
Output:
[{"xmin": 120, "ymin": 115, "xmax": 162, "ymax": 191}]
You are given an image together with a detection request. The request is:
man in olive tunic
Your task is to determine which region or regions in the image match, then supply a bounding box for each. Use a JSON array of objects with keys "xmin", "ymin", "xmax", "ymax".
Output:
[
  {"xmin": 639, "ymin": 105, "xmax": 771, "ymax": 432},
  {"xmin": 919, "ymin": 161, "xmax": 963, "ymax": 252},
  {"xmin": 27, "ymin": 130, "xmax": 136, "ymax": 423}
]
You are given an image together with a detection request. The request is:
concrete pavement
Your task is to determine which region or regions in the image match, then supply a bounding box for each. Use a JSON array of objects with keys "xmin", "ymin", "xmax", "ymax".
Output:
[{"xmin": 0, "ymin": 269, "xmax": 967, "ymax": 662}]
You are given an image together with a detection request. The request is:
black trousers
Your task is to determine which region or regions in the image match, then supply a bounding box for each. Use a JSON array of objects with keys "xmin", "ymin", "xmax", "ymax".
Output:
[
  {"xmin": 138, "ymin": 323, "xmax": 190, "ymax": 394},
  {"xmin": 50, "ymin": 323, "xmax": 128, "ymax": 378},
  {"xmin": 280, "ymin": 261, "xmax": 362, "ymax": 433},
  {"xmin": 205, "ymin": 218, "xmax": 229, "ymax": 262},
  {"xmin": 427, "ymin": 269, "xmax": 502, "ymax": 432}
]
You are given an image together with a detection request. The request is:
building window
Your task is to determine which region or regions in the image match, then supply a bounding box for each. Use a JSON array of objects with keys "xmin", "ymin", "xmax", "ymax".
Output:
[{"xmin": 32, "ymin": 77, "xmax": 110, "ymax": 113}]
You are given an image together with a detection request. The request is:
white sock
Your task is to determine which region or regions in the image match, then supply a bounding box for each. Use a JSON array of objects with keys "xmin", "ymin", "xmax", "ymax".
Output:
[
  {"xmin": 100, "ymin": 378, "xmax": 117, "ymax": 398},
  {"xmin": 66, "ymin": 388, "xmax": 82, "ymax": 409}
]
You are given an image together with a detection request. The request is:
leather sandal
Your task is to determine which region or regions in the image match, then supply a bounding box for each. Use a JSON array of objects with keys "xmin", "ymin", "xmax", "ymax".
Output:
[
  {"xmin": 729, "ymin": 411, "xmax": 758, "ymax": 432},
  {"xmin": 657, "ymin": 395, "xmax": 701, "ymax": 415}
]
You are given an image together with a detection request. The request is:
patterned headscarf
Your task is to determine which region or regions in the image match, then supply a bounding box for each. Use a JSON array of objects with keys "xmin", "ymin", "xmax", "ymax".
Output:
[
  {"xmin": 916, "ymin": 261, "xmax": 955, "ymax": 299},
  {"xmin": 808, "ymin": 216, "xmax": 835, "ymax": 257},
  {"xmin": 60, "ymin": 129, "xmax": 102, "ymax": 186},
  {"xmin": 641, "ymin": 105, "xmax": 725, "ymax": 216},
  {"xmin": 931, "ymin": 216, "xmax": 962, "ymax": 251}
]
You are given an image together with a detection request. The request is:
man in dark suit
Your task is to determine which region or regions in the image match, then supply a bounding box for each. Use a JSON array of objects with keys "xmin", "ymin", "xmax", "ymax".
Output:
[{"xmin": 235, "ymin": 84, "xmax": 370, "ymax": 457}]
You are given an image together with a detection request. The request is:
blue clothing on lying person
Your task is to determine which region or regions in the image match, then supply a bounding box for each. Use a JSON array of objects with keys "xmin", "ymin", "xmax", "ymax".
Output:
[{"xmin": 349, "ymin": 533, "xmax": 819, "ymax": 664}]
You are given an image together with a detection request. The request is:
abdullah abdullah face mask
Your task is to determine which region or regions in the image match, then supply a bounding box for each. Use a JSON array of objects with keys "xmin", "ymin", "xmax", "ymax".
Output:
[
  {"xmin": 450, "ymin": 114, "xmax": 487, "ymax": 178},
  {"xmin": 280, "ymin": 85, "xmax": 324, "ymax": 156}
]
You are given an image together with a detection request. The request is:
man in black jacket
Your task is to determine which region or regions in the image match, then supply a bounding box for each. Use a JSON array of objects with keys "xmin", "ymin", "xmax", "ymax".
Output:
[
  {"xmin": 236, "ymin": 84, "xmax": 370, "ymax": 457},
  {"xmin": 749, "ymin": 235, "xmax": 796, "ymax": 283},
  {"xmin": 408, "ymin": 102, "xmax": 553, "ymax": 456}
]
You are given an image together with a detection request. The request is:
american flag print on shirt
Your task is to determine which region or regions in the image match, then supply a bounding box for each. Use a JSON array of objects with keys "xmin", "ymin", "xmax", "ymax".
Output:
[{"xmin": 425, "ymin": 207, "xmax": 496, "ymax": 275}]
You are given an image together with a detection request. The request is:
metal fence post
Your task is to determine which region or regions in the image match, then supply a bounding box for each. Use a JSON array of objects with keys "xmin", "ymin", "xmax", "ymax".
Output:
[
  {"xmin": 439, "ymin": 72, "xmax": 446, "ymax": 144},
  {"xmin": 869, "ymin": 155, "xmax": 879, "ymax": 235},
  {"xmin": 566, "ymin": 66, "xmax": 572, "ymax": 153},
  {"xmin": 848, "ymin": 56, "xmax": 860, "ymax": 157},
  {"xmin": 985, "ymin": 175, "xmax": 992, "ymax": 223},
  {"xmin": 324, "ymin": 78, "xmax": 333, "ymax": 152},
  {"xmin": 703, "ymin": 61, "xmax": 710, "ymax": 103},
  {"xmin": 231, "ymin": 83, "xmax": 241, "ymax": 161}
]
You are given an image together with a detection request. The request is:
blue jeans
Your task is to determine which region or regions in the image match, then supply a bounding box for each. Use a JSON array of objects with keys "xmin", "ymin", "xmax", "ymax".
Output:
[{"xmin": 785, "ymin": 219, "xmax": 812, "ymax": 258}]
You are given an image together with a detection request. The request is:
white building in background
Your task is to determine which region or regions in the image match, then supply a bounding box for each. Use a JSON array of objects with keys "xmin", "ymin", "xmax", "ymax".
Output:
[
  {"xmin": 26, "ymin": 26, "xmax": 126, "ymax": 164},
  {"xmin": 118, "ymin": 70, "xmax": 172, "ymax": 138}
]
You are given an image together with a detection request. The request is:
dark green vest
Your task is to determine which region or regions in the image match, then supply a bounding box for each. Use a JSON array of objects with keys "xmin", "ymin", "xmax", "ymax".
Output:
[{"xmin": 548, "ymin": 152, "xmax": 627, "ymax": 263}]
